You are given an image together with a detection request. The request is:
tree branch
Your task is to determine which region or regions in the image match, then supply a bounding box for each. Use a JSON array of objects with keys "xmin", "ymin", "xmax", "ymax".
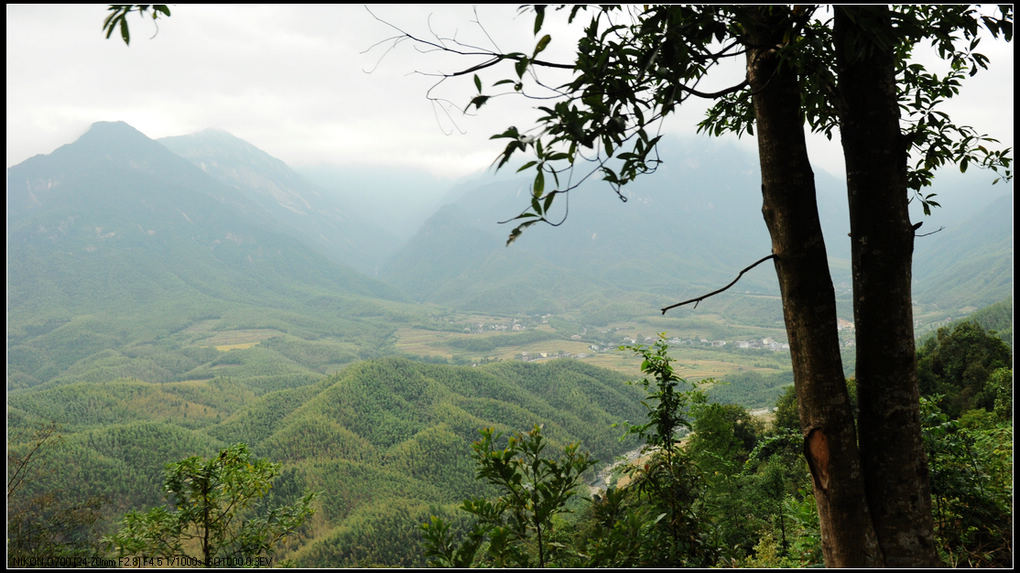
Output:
[
  {"xmin": 660, "ymin": 253, "xmax": 776, "ymax": 314},
  {"xmin": 7, "ymin": 423, "xmax": 59, "ymax": 498},
  {"xmin": 676, "ymin": 79, "xmax": 750, "ymax": 99},
  {"xmin": 915, "ymin": 226, "xmax": 944, "ymax": 237},
  {"xmin": 365, "ymin": 7, "xmax": 574, "ymax": 74}
]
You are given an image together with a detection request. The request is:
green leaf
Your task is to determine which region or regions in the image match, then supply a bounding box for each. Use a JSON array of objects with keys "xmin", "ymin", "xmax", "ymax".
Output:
[
  {"xmin": 120, "ymin": 17, "xmax": 130, "ymax": 45},
  {"xmin": 515, "ymin": 57, "xmax": 529, "ymax": 79},
  {"xmin": 543, "ymin": 192, "xmax": 556, "ymax": 213},
  {"xmin": 474, "ymin": 74, "xmax": 482, "ymax": 93},
  {"xmin": 465, "ymin": 95, "xmax": 490, "ymax": 112},
  {"xmin": 533, "ymin": 34, "xmax": 551, "ymax": 58},
  {"xmin": 507, "ymin": 220, "xmax": 537, "ymax": 245},
  {"xmin": 490, "ymin": 126, "xmax": 520, "ymax": 140}
]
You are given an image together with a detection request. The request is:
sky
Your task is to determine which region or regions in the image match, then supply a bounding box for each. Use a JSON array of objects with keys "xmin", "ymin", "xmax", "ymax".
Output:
[{"xmin": 6, "ymin": 4, "xmax": 1014, "ymax": 181}]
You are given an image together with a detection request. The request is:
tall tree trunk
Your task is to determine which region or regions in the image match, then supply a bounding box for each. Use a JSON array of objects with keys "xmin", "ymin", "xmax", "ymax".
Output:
[
  {"xmin": 833, "ymin": 7, "xmax": 938, "ymax": 566},
  {"xmin": 741, "ymin": 7, "xmax": 882, "ymax": 567}
]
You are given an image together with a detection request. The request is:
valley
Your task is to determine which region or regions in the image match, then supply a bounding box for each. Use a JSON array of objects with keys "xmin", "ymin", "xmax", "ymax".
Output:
[{"xmin": 6, "ymin": 121, "xmax": 1012, "ymax": 567}]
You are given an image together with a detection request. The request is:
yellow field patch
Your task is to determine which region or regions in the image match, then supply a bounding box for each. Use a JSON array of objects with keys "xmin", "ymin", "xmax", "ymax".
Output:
[
  {"xmin": 198, "ymin": 328, "xmax": 282, "ymax": 351},
  {"xmin": 392, "ymin": 327, "xmax": 459, "ymax": 359},
  {"xmin": 214, "ymin": 342, "xmax": 261, "ymax": 352}
]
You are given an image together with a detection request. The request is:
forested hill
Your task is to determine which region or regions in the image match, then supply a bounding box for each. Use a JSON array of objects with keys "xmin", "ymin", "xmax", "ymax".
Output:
[{"xmin": 7, "ymin": 357, "xmax": 646, "ymax": 567}]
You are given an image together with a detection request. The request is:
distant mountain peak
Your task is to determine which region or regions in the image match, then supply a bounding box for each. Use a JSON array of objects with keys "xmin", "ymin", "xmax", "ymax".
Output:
[
  {"xmin": 81, "ymin": 120, "xmax": 148, "ymax": 139},
  {"xmin": 64, "ymin": 120, "xmax": 173, "ymax": 162},
  {"xmin": 89, "ymin": 119, "xmax": 136, "ymax": 130}
]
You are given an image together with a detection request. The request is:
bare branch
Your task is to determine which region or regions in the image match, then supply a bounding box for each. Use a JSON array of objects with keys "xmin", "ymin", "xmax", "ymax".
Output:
[
  {"xmin": 915, "ymin": 226, "xmax": 945, "ymax": 237},
  {"xmin": 8, "ymin": 423, "xmax": 60, "ymax": 498},
  {"xmin": 660, "ymin": 253, "xmax": 776, "ymax": 314},
  {"xmin": 678, "ymin": 79, "xmax": 750, "ymax": 99}
]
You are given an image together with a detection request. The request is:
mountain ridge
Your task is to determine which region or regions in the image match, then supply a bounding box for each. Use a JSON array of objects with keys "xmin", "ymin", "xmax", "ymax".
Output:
[
  {"xmin": 158, "ymin": 129, "xmax": 401, "ymax": 274},
  {"xmin": 7, "ymin": 121, "xmax": 408, "ymax": 390}
]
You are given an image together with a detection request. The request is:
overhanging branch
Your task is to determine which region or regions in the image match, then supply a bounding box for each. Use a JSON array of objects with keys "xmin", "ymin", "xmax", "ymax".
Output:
[{"xmin": 660, "ymin": 253, "xmax": 776, "ymax": 314}]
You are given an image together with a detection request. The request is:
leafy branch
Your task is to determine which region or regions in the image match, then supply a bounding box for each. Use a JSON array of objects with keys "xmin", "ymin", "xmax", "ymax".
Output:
[
  {"xmin": 102, "ymin": 4, "xmax": 170, "ymax": 45},
  {"xmin": 366, "ymin": 6, "xmax": 750, "ymax": 244}
]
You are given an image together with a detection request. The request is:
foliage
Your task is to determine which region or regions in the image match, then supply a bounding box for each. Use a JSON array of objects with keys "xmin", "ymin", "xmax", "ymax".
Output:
[
  {"xmin": 772, "ymin": 385, "xmax": 800, "ymax": 434},
  {"xmin": 619, "ymin": 335, "xmax": 703, "ymax": 448},
  {"xmin": 686, "ymin": 400, "xmax": 768, "ymax": 562},
  {"xmin": 917, "ymin": 321, "xmax": 1013, "ymax": 417},
  {"xmin": 103, "ymin": 443, "xmax": 316, "ymax": 566},
  {"xmin": 706, "ymin": 369, "xmax": 795, "ymax": 411},
  {"xmin": 920, "ymin": 398, "xmax": 1013, "ymax": 567},
  {"xmin": 102, "ymin": 4, "xmax": 170, "ymax": 45},
  {"xmin": 963, "ymin": 296, "xmax": 1013, "ymax": 345},
  {"xmin": 738, "ymin": 420, "xmax": 822, "ymax": 567},
  {"xmin": 739, "ymin": 489, "xmax": 823, "ymax": 567},
  {"xmin": 298, "ymin": 498, "xmax": 433, "ymax": 567},
  {"xmin": 393, "ymin": 5, "xmax": 1013, "ymax": 242},
  {"xmin": 603, "ymin": 336, "xmax": 714, "ymax": 566},
  {"xmin": 985, "ymin": 367, "xmax": 1013, "ymax": 421},
  {"xmin": 421, "ymin": 425, "xmax": 596, "ymax": 567},
  {"xmin": 559, "ymin": 339, "xmax": 822, "ymax": 567},
  {"xmin": 7, "ymin": 424, "xmax": 106, "ymax": 566},
  {"xmin": 372, "ymin": 7, "xmax": 1012, "ymax": 559}
]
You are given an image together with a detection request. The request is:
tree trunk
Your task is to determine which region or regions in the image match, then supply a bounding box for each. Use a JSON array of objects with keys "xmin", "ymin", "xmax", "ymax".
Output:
[
  {"xmin": 741, "ymin": 7, "xmax": 882, "ymax": 566},
  {"xmin": 833, "ymin": 7, "xmax": 938, "ymax": 566}
]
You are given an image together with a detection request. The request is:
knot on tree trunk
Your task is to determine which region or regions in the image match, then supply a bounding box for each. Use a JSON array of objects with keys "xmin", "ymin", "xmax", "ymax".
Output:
[{"xmin": 805, "ymin": 427, "xmax": 831, "ymax": 493}]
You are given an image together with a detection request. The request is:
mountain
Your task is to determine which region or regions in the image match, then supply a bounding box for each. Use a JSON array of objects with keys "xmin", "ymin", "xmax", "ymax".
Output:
[
  {"xmin": 912, "ymin": 192, "xmax": 1013, "ymax": 315},
  {"xmin": 9, "ymin": 123, "xmax": 1007, "ymax": 391},
  {"xmin": 7, "ymin": 121, "xmax": 406, "ymax": 389},
  {"xmin": 158, "ymin": 129, "xmax": 401, "ymax": 275},
  {"xmin": 379, "ymin": 134, "xmax": 1010, "ymax": 327},
  {"xmin": 379, "ymin": 136, "xmax": 852, "ymax": 324}
]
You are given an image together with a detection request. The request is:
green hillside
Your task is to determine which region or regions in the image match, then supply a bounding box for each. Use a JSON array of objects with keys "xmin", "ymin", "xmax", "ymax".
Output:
[
  {"xmin": 8, "ymin": 357, "xmax": 646, "ymax": 567},
  {"xmin": 913, "ymin": 194, "xmax": 1013, "ymax": 319}
]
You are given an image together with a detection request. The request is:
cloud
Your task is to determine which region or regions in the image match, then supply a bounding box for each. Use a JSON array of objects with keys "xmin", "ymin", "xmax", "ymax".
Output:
[
  {"xmin": 7, "ymin": 5, "xmax": 531, "ymax": 177},
  {"xmin": 6, "ymin": 4, "xmax": 1013, "ymax": 182}
]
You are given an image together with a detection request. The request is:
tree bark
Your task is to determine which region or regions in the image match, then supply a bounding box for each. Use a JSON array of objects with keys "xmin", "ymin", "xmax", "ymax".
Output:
[
  {"xmin": 833, "ymin": 7, "xmax": 939, "ymax": 566},
  {"xmin": 741, "ymin": 7, "xmax": 882, "ymax": 567}
]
